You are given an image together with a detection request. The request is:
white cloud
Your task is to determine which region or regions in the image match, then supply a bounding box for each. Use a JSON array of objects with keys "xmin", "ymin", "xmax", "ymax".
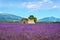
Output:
[
  {"xmin": 0, "ymin": 12, "xmax": 3, "ymax": 13},
  {"xmin": 0, "ymin": 12, "xmax": 9, "ymax": 14},
  {"xmin": 21, "ymin": 1, "xmax": 54, "ymax": 10},
  {"xmin": 43, "ymin": 0, "xmax": 50, "ymax": 2},
  {"xmin": 9, "ymin": 3, "xmax": 14, "ymax": 7},
  {"xmin": 26, "ymin": 3, "xmax": 40, "ymax": 10},
  {"xmin": 1, "ymin": 0, "xmax": 60, "ymax": 10},
  {"xmin": 42, "ymin": 0, "xmax": 52, "ymax": 2},
  {"xmin": 52, "ymin": 5, "xmax": 60, "ymax": 8},
  {"xmin": 38, "ymin": 1, "xmax": 43, "ymax": 4},
  {"xmin": 20, "ymin": 0, "xmax": 54, "ymax": 10},
  {"xmin": 21, "ymin": 2, "xmax": 41, "ymax": 10},
  {"xmin": 26, "ymin": 4, "xmax": 36, "ymax": 8},
  {"xmin": 52, "ymin": 5, "xmax": 57, "ymax": 8}
]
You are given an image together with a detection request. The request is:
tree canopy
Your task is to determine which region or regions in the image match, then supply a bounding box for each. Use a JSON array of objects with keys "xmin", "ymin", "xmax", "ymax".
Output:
[{"xmin": 28, "ymin": 15, "xmax": 37, "ymax": 23}]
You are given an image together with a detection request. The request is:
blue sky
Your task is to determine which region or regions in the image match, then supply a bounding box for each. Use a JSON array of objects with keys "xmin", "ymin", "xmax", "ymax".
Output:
[{"xmin": 0, "ymin": 0, "xmax": 60, "ymax": 19}]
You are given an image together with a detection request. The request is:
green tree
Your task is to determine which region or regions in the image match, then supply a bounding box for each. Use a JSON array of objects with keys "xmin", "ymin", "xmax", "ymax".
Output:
[
  {"xmin": 28, "ymin": 15, "xmax": 37, "ymax": 23},
  {"xmin": 5, "ymin": 20, "xmax": 19, "ymax": 23},
  {"xmin": 34, "ymin": 17, "xmax": 37, "ymax": 23},
  {"xmin": 5, "ymin": 20, "xmax": 12, "ymax": 22}
]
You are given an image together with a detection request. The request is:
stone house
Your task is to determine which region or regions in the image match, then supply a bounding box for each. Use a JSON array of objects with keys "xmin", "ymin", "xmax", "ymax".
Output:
[
  {"xmin": 28, "ymin": 19, "xmax": 35, "ymax": 24},
  {"xmin": 21, "ymin": 18, "xmax": 28, "ymax": 24},
  {"xmin": 21, "ymin": 18, "xmax": 35, "ymax": 24}
]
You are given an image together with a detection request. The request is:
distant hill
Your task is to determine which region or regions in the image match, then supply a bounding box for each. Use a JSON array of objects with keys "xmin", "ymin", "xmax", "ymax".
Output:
[
  {"xmin": 38, "ymin": 17, "xmax": 60, "ymax": 22},
  {"xmin": 0, "ymin": 13, "xmax": 22, "ymax": 22},
  {"xmin": 0, "ymin": 13, "xmax": 60, "ymax": 23}
]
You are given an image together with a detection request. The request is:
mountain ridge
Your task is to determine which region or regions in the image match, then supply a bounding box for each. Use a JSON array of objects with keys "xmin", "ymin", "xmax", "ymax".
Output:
[
  {"xmin": 0, "ymin": 13, "xmax": 22, "ymax": 22},
  {"xmin": 38, "ymin": 17, "xmax": 60, "ymax": 22}
]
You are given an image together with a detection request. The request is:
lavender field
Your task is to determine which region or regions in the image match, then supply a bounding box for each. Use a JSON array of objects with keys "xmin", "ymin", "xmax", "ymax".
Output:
[{"xmin": 0, "ymin": 23, "xmax": 60, "ymax": 40}]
